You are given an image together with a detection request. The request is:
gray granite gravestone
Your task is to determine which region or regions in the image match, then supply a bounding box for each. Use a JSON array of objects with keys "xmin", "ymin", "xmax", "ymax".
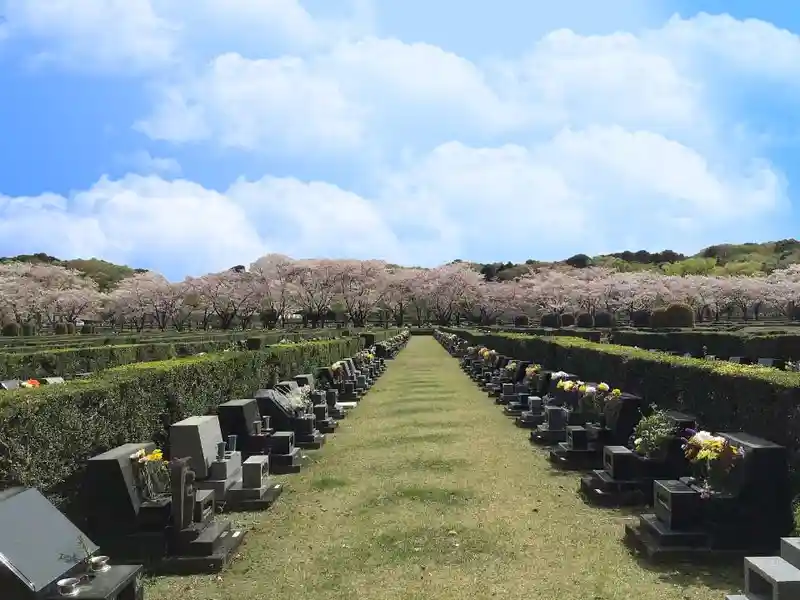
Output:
[{"xmin": 170, "ymin": 416, "xmax": 223, "ymax": 479}]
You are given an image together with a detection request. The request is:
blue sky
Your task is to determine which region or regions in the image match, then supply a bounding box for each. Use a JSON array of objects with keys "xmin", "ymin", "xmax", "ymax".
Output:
[{"xmin": 1, "ymin": 0, "xmax": 800, "ymax": 280}]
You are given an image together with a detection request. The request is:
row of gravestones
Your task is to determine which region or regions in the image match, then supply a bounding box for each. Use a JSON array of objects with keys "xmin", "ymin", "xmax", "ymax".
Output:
[
  {"xmin": 433, "ymin": 331, "xmax": 799, "ymax": 600},
  {"xmin": 1, "ymin": 376, "xmax": 68, "ymax": 389},
  {"xmin": 0, "ymin": 340, "xmax": 409, "ymax": 600}
]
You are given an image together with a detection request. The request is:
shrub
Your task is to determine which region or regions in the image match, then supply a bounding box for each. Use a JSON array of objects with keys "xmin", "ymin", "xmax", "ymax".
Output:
[
  {"xmin": 576, "ymin": 313, "xmax": 595, "ymax": 328},
  {"xmin": 66, "ymin": 323, "xmax": 76, "ymax": 334},
  {"xmin": 81, "ymin": 324, "xmax": 96, "ymax": 334},
  {"xmin": 54, "ymin": 323, "xmax": 69, "ymax": 335},
  {"xmin": 649, "ymin": 308, "xmax": 670, "ymax": 329},
  {"xmin": 594, "ymin": 311, "xmax": 614, "ymax": 328},
  {"xmin": 514, "ymin": 315, "xmax": 529, "ymax": 327},
  {"xmin": 540, "ymin": 313, "xmax": 560, "ymax": 328},
  {"xmin": 2, "ymin": 323, "xmax": 20, "ymax": 337},
  {"xmin": 21, "ymin": 323, "xmax": 36, "ymax": 337},
  {"xmin": 664, "ymin": 303, "xmax": 695, "ymax": 328},
  {"xmin": 561, "ymin": 313, "xmax": 576, "ymax": 327},
  {"xmin": 631, "ymin": 310, "xmax": 651, "ymax": 327}
]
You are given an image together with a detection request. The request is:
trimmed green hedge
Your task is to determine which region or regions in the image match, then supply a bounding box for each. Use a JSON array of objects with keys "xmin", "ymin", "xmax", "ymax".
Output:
[
  {"xmin": 610, "ymin": 330, "xmax": 800, "ymax": 360},
  {"xmin": 0, "ymin": 337, "xmax": 364, "ymax": 508},
  {"xmin": 0, "ymin": 330, "xmax": 347, "ymax": 379},
  {"xmin": 443, "ymin": 327, "xmax": 800, "ymax": 470}
]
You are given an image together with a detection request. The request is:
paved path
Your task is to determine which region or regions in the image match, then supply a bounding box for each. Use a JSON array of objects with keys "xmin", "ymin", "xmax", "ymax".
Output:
[{"xmin": 147, "ymin": 336, "xmax": 735, "ymax": 600}]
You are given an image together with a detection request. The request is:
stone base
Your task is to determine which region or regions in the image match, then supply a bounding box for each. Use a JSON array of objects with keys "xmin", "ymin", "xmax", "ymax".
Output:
[
  {"xmin": 487, "ymin": 389, "xmax": 500, "ymax": 398},
  {"xmin": 623, "ymin": 520, "xmax": 749, "ymax": 563},
  {"xmin": 297, "ymin": 431, "xmax": 326, "ymax": 450},
  {"xmin": 338, "ymin": 401, "xmax": 358, "ymax": 410},
  {"xmin": 225, "ymin": 481, "xmax": 283, "ymax": 511},
  {"xmin": 270, "ymin": 448, "xmax": 303, "ymax": 474},
  {"xmin": 153, "ymin": 527, "xmax": 246, "ymax": 575},
  {"xmin": 329, "ymin": 407, "xmax": 346, "ymax": 419},
  {"xmin": 503, "ymin": 405, "xmax": 524, "ymax": 417},
  {"xmin": 579, "ymin": 471, "xmax": 646, "ymax": 506},
  {"xmin": 317, "ymin": 419, "xmax": 338, "ymax": 434},
  {"xmin": 530, "ymin": 428, "xmax": 566, "ymax": 445},
  {"xmin": 548, "ymin": 443, "xmax": 602, "ymax": 470},
  {"xmin": 515, "ymin": 413, "xmax": 545, "ymax": 428}
]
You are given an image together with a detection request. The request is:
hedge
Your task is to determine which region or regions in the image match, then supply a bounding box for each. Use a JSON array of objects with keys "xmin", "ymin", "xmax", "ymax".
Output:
[
  {"xmin": 610, "ymin": 330, "xmax": 800, "ymax": 360},
  {"xmin": 0, "ymin": 336, "xmax": 365, "ymax": 510},
  {"xmin": 0, "ymin": 327, "xmax": 356, "ymax": 352},
  {"xmin": 442, "ymin": 327, "xmax": 800, "ymax": 471},
  {"xmin": 0, "ymin": 330, "xmax": 347, "ymax": 379}
]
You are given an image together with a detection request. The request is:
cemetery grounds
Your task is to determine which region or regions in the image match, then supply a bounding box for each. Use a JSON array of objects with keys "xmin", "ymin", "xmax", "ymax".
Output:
[{"xmin": 145, "ymin": 336, "xmax": 739, "ymax": 600}]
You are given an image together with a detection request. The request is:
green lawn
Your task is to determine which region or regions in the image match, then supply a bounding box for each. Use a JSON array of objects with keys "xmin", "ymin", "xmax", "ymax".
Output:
[{"xmin": 145, "ymin": 336, "xmax": 740, "ymax": 600}]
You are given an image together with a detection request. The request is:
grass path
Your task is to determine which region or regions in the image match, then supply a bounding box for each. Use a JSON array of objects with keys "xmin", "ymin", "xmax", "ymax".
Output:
[{"xmin": 146, "ymin": 336, "xmax": 739, "ymax": 600}]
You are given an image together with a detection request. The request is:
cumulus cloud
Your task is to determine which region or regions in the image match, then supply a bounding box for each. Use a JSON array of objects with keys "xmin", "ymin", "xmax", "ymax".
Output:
[
  {"xmin": 0, "ymin": 3, "xmax": 796, "ymax": 276},
  {"xmin": 118, "ymin": 151, "xmax": 182, "ymax": 176}
]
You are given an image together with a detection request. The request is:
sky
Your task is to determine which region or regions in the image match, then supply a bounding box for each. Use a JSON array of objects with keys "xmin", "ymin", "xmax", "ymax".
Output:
[{"xmin": 2, "ymin": 1, "xmax": 800, "ymax": 280}]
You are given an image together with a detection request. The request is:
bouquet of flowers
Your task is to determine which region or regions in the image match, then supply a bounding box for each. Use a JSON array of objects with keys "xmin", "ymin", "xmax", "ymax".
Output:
[
  {"xmin": 525, "ymin": 364, "xmax": 541, "ymax": 379},
  {"xmin": 632, "ymin": 407, "xmax": 675, "ymax": 458},
  {"xmin": 682, "ymin": 429, "xmax": 744, "ymax": 497},
  {"xmin": 504, "ymin": 361, "xmax": 518, "ymax": 374},
  {"xmin": 130, "ymin": 448, "xmax": 170, "ymax": 501},
  {"xmin": 20, "ymin": 379, "xmax": 41, "ymax": 388}
]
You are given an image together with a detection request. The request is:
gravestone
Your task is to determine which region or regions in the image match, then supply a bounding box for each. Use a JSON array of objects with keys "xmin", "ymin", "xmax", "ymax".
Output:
[
  {"xmin": 40, "ymin": 377, "xmax": 65, "ymax": 385},
  {"xmin": 170, "ymin": 416, "xmax": 243, "ymax": 502},
  {"xmin": 253, "ymin": 389, "xmax": 325, "ymax": 449},
  {"xmin": 530, "ymin": 406, "xmax": 569, "ymax": 445},
  {"xmin": 625, "ymin": 432, "xmax": 794, "ymax": 559},
  {"xmin": 169, "ymin": 416, "xmax": 221, "ymax": 479},
  {"xmin": 82, "ymin": 442, "xmax": 245, "ymax": 573},
  {"xmin": 324, "ymin": 388, "xmax": 347, "ymax": 419},
  {"xmin": 1, "ymin": 379, "xmax": 20, "ymax": 390},
  {"xmin": 0, "ymin": 487, "xmax": 144, "ymax": 600},
  {"xmin": 294, "ymin": 373, "xmax": 315, "ymax": 389}
]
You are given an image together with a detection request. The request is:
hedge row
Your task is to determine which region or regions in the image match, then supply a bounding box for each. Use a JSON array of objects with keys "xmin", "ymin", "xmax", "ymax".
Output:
[
  {"xmin": 443, "ymin": 327, "xmax": 800, "ymax": 470},
  {"xmin": 0, "ymin": 336, "xmax": 367, "ymax": 509},
  {"xmin": 0, "ymin": 327, "xmax": 364, "ymax": 352},
  {"xmin": 610, "ymin": 330, "xmax": 800, "ymax": 360},
  {"xmin": 0, "ymin": 330, "xmax": 350, "ymax": 379}
]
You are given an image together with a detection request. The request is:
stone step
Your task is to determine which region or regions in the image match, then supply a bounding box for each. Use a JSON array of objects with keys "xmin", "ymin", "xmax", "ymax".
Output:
[
  {"xmin": 745, "ymin": 556, "xmax": 800, "ymax": 599},
  {"xmin": 781, "ymin": 538, "xmax": 800, "ymax": 569}
]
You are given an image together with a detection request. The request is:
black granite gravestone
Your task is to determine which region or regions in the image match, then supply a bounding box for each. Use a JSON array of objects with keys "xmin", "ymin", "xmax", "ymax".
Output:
[
  {"xmin": 81, "ymin": 443, "xmax": 244, "ymax": 574},
  {"xmin": 0, "ymin": 487, "xmax": 144, "ymax": 600},
  {"xmin": 253, "ymin": 389, "xmax": 325, "ymax": 449},
  {"xmin": 625, "ymin": 432, "xmax": 794, "ymax": 560},
  {"xmin": 581, "ymin": 410, "xmax": 696, "ymax": 506}
]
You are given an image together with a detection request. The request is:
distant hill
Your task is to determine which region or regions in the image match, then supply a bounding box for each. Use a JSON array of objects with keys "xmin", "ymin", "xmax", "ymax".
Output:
[
  {"xmin": 475, "ymin": 239, "xmax": 800, "ymax": 281},
  {"xmin": 0, "ymin": 253, "xmax": 146, "ymax": 291}
]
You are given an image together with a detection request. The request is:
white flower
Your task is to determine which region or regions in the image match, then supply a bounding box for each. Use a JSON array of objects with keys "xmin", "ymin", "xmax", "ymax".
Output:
[
  {"xmin": 552, "ymin": 371, "xmax": 569, "ymax": 379},
  {"xmin": 584, "ymin": 386, "xmax": 596, "ymax": 394},
  {"xmin": 634, "ymin": 438, "xmax": 643, "ymax": 446},
  {"xmin": 690, "ymin": 430, "xmax": 715, "ymax": 444}
]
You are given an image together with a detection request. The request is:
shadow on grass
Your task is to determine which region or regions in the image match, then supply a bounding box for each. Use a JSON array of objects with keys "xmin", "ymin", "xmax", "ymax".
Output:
[
  {"xmin": 361, "ymin": 485, "xmax": 474, "ymax": 511},
  {"xmin": 629, "ymin": 552, "xmax": 741, "ymax": 592},
  {"xmin": 310, "ymin": 475, "xmax": 350, "ymax": 491},
  {"xmin": 383, "ymin": 404, "xmax": 451, "ymax": 416},
  {"xmin": 378, "ymin": 431, "xmax": 459, "ymax": 446}
]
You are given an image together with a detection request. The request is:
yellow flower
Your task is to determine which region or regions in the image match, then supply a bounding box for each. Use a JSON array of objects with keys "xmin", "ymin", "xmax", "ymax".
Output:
[
  {"xmin": 562, "ymin": 381, "xmax": 575, "ymax": 392},
  {"xmin": 556, "ymin": 380, "xmax": 565, "ymax": 390},
  {"xmin": 610, "ymin": 388, "xmax": 622, "ymax": 396},
  {"xmin": 597, "ymin": 382, "xmax": 610, "ymax": 392},
  {"xmin": 578, "ymin": 384, "xmax": 587, "ymax": 393}
]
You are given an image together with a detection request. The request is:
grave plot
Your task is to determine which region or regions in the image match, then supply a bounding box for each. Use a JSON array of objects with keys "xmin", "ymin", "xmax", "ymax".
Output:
[
  {"xmin": 80, "ymin": 443, "xmax": 245, "ymax": 574},
  {"xmin": 0, "ymin": 486, "xmax": 144, "ymax": 600},
  {"xmin": 170, "ymin": 415, "xmax": 284, "ymax": 510}
]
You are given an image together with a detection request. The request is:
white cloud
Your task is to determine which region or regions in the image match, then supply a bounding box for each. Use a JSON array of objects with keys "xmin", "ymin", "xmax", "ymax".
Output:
[
  {"xmin": 1, "ymin": 0, "xmax": 375, "ymax": 72},
  {"xmin": 0, "ymin": 6, "xmax": 797, "ymax": 273},
  {"xmin": 118, "ymin": 151, "xmax": 182, "ymax": 176},
  {"xmin": 0, "ymin": 126, "xmax": 785, "ymax": 275},
  {"xmin": 2, "ymin": 0, "xmax": 178, "ymax": 72}
]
